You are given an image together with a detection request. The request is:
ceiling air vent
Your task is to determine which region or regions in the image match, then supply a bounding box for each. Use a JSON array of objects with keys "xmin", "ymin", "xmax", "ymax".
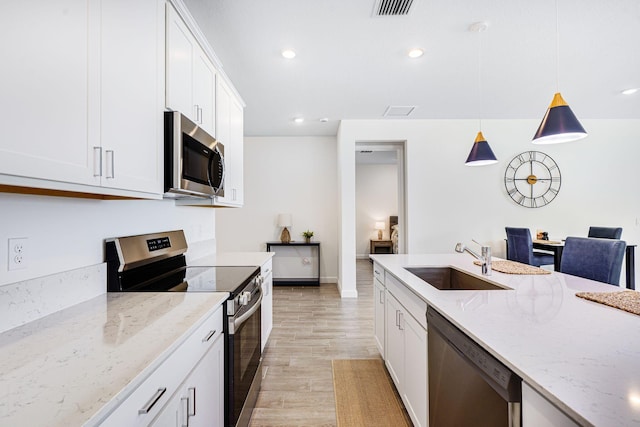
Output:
[
  {"xmin": 373, "ymin": 0, "xmax": 414, "ymax": 16},
  {"xmin": 383, "ymin": 106, "xmax": 416, "ymax": 117}
]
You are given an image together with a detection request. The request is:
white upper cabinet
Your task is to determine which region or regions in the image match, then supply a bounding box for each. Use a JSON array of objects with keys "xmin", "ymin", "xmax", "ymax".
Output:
[
  {"xmin": 214, "ymin": 76, "xmax": 244, "ymax": 207},
  {"xmin": 165, "ymin": 4, "xmax": 216, "ymax": 137},
  {"xmin": 0, "ymin": 0, "xmax": 164, "ymax": 198},
  {"xmin": 0, "ymin": 0, "xmax": 99, "ymax": 187},
  {"xmin": 100, "ymin": 0, "xmax": 164, "ymax": 194}
]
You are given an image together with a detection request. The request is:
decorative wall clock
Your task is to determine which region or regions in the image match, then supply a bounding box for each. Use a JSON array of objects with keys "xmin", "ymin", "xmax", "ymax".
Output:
[{"xmin": 504, "ymin": 151, "xmax": 561, "ymax": 208}]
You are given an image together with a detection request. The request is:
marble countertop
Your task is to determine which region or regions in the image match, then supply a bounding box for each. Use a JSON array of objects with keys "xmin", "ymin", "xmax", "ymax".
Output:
[
  {"xmin": 0, "ymin": 291, "xmax": 228, "ymax": 427},
  {"xmin": 191, "ymin": 251, "xmax": 274, "ymax": 267},
  {"xmin": 370, "ymin": 254, "xmax": 640, "ymax": 427}
]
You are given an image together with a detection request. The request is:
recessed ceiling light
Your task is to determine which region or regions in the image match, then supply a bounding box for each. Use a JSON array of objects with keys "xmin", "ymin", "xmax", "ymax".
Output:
[
  {"xmin": 281, "ymin": 49, "xmax": 296, "ymax": 59},
  {"xmin": 622, "ymin": 88, "xmax": 639, "ymax": 95},
  {"xmin": 408, "ymin": 48, "xmax": 424, "ymax": 58},
  {"xmin": 293, "ymin": 117, "xmax": 304, "ymax": 123},
  {"xmin": 319, "ymin": 117, "xmax": 329, "ymax": 123}
]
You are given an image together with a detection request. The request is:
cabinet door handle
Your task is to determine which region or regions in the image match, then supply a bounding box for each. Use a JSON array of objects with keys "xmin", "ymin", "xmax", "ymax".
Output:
[
  {"xmin": 398, "ymin": 312, "xmax": 404, "ymax": 330},
  {"xmin": 379, "ymin": 289, "xmax": 384, "ymax": 304},
  {"xmin": 202, "ymin": 329, "xmax": 216, "ymax": 342},
  {"xmin": 93, "ymin": 147, "xmax": 102, "ymax": 177},
  {"xmin": 188, "ymin": 387, "xmax": 196, "ymax": 416},
  {"xmin": 395, "ymin": 309, "xmax": 400, "ymax": 327},
  {"xmin": 181, "ymin": 397, "xmax": 189, "ymax": 427},
  {"xmin": 194, "ymin": 104, "xmax": 200, "ymax": 123},
  {"xmin": 105, "ymin": 150, "xmax": 115, "ymax": 178},
  {"xmin": 138, "ymin": 387, "xmax": 167, "ymax": 414}
]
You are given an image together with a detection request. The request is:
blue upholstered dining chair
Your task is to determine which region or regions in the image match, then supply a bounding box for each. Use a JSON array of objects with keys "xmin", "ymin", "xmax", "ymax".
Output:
[
  {"xmin": 560, "ymin": 237, "xmax": 626, "ymax": 286},
  {"xmin": 587, "ymin": 226, "xmax": 623, "ymax": 239},
  {"xmin": 505, "ymin": 227, "xmax": 555, "ymax": 267}
]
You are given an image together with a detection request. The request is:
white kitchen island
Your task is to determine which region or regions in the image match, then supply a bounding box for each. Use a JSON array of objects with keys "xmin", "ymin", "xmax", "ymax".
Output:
[{"xmin": 370, "ymin": 253, "xmax": 640, "ymax": 427}]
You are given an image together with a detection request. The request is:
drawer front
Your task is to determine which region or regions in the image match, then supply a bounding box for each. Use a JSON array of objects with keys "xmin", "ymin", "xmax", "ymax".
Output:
[
  {"xmin": 100, "ymin": 305, "xmax": 223, "ymax": 427},
  {"xmin": 385, "ymin": 273, "xmax": 427, "ymax": 330},
  {"xmin": 373, "ymin": 262, "xmax": 385, "ymax": 285}
]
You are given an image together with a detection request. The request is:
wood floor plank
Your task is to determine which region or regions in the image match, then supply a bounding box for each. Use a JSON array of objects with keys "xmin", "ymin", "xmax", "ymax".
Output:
[{"xmin": 249, "ymin": 260, "xmax": 390, "ymax": 427}]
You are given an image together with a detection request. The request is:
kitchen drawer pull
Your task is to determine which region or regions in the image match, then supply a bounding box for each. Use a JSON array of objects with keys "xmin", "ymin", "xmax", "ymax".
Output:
[
  {"xmin": 188, "ymin": 387, "xmax": 196, "ymax": 416},
  {"xmin": 202, "ymin": 329, "xmax": 217, "ymax": 342},
  {"xmin": 374, "ymin": 269, "xmax": 380, "ymax": 275},
  {"xmin": 181, "ymin": 397, "xmax": 189, "ymax": 427},
  {"xmin": 138, "ymin": 387, "xmax": 167, "ymax": 414}
]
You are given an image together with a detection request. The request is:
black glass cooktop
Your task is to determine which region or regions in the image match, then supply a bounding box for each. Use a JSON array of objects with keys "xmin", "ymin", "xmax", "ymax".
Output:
[{"xmin": 118, "ymin": 265, "xmax": 260, "ymax": 294}]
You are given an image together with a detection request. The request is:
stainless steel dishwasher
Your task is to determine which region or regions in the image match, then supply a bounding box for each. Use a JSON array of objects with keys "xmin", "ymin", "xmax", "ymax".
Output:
[{"xmin": 427, "ymin": 306, "xmax": 522, "ymax": 427}]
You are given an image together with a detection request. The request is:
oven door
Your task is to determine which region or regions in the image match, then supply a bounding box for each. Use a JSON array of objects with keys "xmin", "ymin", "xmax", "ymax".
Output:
[{"xmin": 226, "ymin": 286, "xmax": 262, "ymax": 427}]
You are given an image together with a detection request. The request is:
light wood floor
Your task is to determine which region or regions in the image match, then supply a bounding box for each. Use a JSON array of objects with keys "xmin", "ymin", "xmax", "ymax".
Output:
[{"xmin": 249, "ymin": 259, "xmax": 379, "ymax": 427}]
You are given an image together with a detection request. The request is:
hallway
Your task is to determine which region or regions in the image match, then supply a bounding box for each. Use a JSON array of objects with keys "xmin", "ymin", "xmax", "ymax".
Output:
[{"xmin": 250, "ymin": 260, "xmax": 378, "ymax": 426}]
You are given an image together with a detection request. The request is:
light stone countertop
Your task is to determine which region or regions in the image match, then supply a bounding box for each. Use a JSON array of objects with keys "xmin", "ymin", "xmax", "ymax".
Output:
[
  {"xmin": 370, "ymin": 253, "xmax": 640, "ymax": 427},
  {"xmin": 191, "ymin": 251, "xmax": 274, "ymax": 267},
  {"xmin": 0, "ymin": 291, "xmax": 228, "ymax": 427}
]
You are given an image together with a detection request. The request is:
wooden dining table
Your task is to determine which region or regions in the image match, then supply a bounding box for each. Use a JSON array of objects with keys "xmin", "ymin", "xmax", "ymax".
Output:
[{"xmin": 532, "ymin": 239, "xmax": 636, "ymax": 290}]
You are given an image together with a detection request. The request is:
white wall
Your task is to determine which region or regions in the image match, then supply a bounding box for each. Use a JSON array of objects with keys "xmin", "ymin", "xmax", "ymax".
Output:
[
  {"xmin": 356, "ymin": 164, "xmax": 398, "ymax": 258},
  {"xmin": 339, "ymin": 119, "xmax": 640, "ymax": 288},
  {"xmin": 0, "ymin": 194, "xmax": 216, "ymax": 286},
  {"xmin": 215, "ymin": 136, "xmax": 339, "ymax": 283}
]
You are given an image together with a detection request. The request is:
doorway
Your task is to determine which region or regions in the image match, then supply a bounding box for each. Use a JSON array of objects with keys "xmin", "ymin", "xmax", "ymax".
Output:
[{"xmin": 355, "ymin": 142, "xmax": 406, "ymax": 267}]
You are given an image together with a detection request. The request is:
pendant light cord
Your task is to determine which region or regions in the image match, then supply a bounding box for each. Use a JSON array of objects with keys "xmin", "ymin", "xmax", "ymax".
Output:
[
  {"xmin": 478, "ymin": 26, "xmax": 483, "ymax": 131},
  {"xmin": 555, "ymin": 0, "xmax": 560, "ymax": 92}
]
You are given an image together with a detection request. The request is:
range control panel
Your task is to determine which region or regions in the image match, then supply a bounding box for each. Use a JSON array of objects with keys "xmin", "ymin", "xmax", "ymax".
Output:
[{"xmin": 147, "ymin": 237, "xmax": 171, "ymax": 252}]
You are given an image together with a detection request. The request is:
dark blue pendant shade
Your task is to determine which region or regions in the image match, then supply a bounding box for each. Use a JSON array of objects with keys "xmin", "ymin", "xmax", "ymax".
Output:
[
  {"xmin": 465, "ymin": 131, "xmax": 498, "ymax": 166},
  {"xmin": 533, "ymin": 92, "xmax": 587, "ymax": 144}
]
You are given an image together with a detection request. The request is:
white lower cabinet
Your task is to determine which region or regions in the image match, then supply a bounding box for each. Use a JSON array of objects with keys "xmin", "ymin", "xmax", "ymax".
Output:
[
  {"xmin": 261, "ymin": 259, "xmax": 274, "ymax": 351},
  {"xmin": 381, "ymin": 272, "xmax": 428, "ymax": 427},
  {"xmin": 522, "ymin": 383, "xmax": 580, "ymax": 427},
  {"xmin": 100, "ymin": 306, "xmax": 224, "ymax": 427},
  {"xmin": 373, "ymin": 276, "xmax": 385, "ymax": 356},
  {"xmin": 151, "ymin": 332, "xmax": 224, "ymax": 427}
]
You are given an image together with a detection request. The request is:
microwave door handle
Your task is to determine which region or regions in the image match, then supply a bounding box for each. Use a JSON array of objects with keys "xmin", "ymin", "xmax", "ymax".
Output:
[{"xmin": 229, "ymin": 287, "xmax": 263, "ymax": 334}]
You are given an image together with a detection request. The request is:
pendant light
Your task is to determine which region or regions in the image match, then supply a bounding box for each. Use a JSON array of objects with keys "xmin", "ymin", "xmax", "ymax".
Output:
[
  {"xmin": 532, "ymin": 0, "xmax": 587, "ymax": 144},
  {"xmin": 465, "ymin": 21, "xmax": 498, "ymax": 166}
]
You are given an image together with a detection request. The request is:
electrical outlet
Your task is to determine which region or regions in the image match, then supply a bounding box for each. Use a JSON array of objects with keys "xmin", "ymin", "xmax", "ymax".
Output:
[{"xmin": 8, "ymin": 238, "xmax": 28, "ymax": 271}]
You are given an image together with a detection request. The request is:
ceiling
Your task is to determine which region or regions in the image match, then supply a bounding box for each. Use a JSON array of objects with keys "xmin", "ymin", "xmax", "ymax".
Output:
[{"xmin": 186, "ymin": 0, "xmax": 640, "ymax": 137}]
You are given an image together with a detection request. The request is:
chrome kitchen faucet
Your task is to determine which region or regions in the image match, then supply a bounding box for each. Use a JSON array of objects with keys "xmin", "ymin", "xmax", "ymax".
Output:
[{"xmin": 455, "ymin": 241, "xmax": 492, "ymax": 276}]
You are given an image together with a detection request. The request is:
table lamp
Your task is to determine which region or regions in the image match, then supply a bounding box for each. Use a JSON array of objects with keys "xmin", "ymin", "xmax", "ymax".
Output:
[
  {"xmin": 375, "ymin": 222, "xmax": 385, "ymax": 240},
  {"xmin": 278, "ymin": 213, "xmax": 292, "ymax": 243}
]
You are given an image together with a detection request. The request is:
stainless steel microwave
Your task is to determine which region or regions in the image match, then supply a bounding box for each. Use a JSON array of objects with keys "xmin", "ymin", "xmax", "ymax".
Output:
[{"xmin": 164, "ymin": 111, "xmax": 225, "ymax": 198}]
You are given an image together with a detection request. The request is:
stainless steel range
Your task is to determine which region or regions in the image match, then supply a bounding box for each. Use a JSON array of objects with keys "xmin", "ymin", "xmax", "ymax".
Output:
[{"xmin": 105, "ymin": 230, "xmax": 262, "ymax": 427}]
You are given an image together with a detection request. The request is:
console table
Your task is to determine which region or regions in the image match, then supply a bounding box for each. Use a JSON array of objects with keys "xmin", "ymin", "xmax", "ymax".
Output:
[
  {"xmin": 266, "ymin": 241, "xmax": 320, "ymax": 286},
  {"xmin": 370, "ymin": 239, "xmax": 394, "ymax": 254}
]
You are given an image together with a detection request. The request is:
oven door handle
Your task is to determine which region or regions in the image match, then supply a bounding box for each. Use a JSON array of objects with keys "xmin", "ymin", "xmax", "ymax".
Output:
[{"xmin": 229, "ymin": 287, "xmax": 263, "ymax": 334}]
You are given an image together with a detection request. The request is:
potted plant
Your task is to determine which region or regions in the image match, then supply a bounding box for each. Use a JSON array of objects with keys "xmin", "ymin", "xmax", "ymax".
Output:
[{"xmin": 302, "ymin": 230, "xmax": 314, "ymax": 243}]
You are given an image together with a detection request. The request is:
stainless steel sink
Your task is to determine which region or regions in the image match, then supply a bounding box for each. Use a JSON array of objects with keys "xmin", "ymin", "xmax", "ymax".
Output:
[{"xmin": 404, "ymin": 267, "xmax": 511, "ymax": 291}]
